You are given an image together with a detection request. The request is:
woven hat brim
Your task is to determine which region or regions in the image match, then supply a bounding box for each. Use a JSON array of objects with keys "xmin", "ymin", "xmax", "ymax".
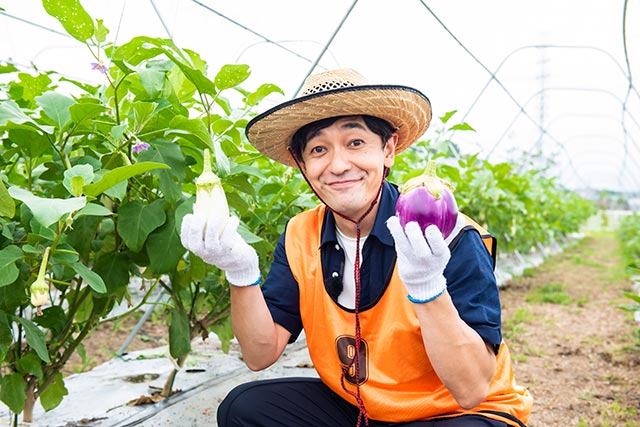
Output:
[{"xmin": 246, "ymin": 85, "xmax": 432, "ymax": 168}]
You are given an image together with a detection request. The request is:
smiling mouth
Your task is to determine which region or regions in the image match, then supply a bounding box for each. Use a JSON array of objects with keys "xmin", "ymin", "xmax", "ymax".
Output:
[{"xmin": 328, "ymin": 178, "xmax": 361, "ymax": 189}]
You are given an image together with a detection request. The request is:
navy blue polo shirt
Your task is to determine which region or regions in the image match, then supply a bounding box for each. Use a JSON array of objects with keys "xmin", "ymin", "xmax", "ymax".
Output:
[{"xmin": 261, "ymin": 181, "xmax": 502, "ymax": 348}]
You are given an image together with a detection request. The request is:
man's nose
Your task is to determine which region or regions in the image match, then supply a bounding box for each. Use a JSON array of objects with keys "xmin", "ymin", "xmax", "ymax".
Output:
[{"xmin": 327, "ymin": 148, "xmax": 351, "ymax": 174}]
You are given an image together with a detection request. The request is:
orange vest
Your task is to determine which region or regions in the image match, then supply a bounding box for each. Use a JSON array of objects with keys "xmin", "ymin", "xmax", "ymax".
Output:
[
  {"xmin": 460, "ymin": 213, "xmax": 497, "ymax": 268},
  {"xmin": 285, "ymin": 205, "xmax": 532, "ymax": 426}
]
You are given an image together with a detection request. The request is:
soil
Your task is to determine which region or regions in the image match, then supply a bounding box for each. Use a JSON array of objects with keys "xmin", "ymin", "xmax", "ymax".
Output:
[
  {"xmin": 63, "ymin": 310, "xmax": 169, "ymax": 375},
  {"xmin": 500, "ymin": 232, "xmax": 640, "ymax": 426},
  {"xmin": 68, "ymin": 231, "xmax": 640, "ymax": 426}
]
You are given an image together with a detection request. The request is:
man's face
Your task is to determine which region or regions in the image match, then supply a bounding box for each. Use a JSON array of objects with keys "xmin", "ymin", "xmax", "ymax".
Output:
[{"xmin": 300, "ymin": 116, "xmax": 397, "ymax": 220}]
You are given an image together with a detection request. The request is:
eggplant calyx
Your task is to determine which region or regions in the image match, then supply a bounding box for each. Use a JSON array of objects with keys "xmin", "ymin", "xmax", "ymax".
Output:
[
  {"xmin": 398, "ymin": 160, "xmax": 454, "ymax": 196},
  {"xmin": 196, "ymin": 148, "xmax": 222, "ymax": 192}
]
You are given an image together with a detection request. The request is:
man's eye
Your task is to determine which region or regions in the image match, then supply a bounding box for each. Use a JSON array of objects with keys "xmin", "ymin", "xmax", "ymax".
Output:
[{"xmin": 350, "ymin": 139, "xmax": 364, "ymax": 147}]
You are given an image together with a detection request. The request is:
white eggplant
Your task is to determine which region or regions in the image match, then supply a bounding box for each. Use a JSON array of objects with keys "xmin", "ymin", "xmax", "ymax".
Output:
[
  {"xmin": 30, "ymin": 247, "xmax": 51, "ymax": 314},
  {"xmin": 193, "ymin": 148, "xmax": 229, "ymax": 237}
]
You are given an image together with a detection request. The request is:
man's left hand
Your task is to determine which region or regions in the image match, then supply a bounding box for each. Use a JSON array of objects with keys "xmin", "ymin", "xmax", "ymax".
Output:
[{"xmin": 386, "ymin": 216, "xmax": 451, "ymax": 303}]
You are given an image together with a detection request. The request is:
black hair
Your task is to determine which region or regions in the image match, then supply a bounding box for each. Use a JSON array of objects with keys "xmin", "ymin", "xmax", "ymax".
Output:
[{"xmin": 289, "ymin": 115, "xmax": 396, "ymax": 164}]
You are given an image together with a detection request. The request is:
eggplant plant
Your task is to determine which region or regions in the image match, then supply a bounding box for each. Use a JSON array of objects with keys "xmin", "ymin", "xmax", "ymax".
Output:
[{"xmin": 0, "ymin": 0, "xmax": 314, "ymax": 423}]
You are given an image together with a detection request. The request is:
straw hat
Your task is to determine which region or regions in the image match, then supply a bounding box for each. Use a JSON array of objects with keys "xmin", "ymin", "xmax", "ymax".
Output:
[{"xmin": 245, "ymin": 68, "xmax": 432, "ymax": 167}]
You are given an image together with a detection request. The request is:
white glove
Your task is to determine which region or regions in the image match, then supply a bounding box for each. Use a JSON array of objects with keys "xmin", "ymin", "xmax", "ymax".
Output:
[
  {"xmin": 386, "ymin": 216, "xmax": 451, "ymax": 303},
  {"xmin": 180, "ymin": 214, "xmax": 260, "ymax": 287}
]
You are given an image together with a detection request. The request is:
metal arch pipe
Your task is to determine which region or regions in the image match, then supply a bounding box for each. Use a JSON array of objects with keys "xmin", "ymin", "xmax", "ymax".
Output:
[
  {"xmin": 456, "ymin": 44, "xmax": 640, "ymax": 128},
  {"xmin": 553, "ymin": 149, "xmax": 640, "ymax": 190},
  {"xmin": 483, "ymin": 86, "xmax": 639, "ymax": 189}
]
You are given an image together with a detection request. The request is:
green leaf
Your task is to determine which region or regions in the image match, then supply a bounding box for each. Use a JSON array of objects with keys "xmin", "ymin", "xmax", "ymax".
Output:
[
  {"xmin": 226, "ymin": 174, "xmax": 256, "ymax": 197},
  {"xmin": 8, "ymin": 127, "xmax": 50, "ymax": 159},
  {"xmin": 0, "ymin": 245, "xmax": 22, "ymax": 287},
  {"xmin": 65, "ymin": 216, "xmax": 101, "ymax": 262},
  {"xmin": 622, "ymin": 291, "xmax": 640, "ymax": 304},
  {"xmin": 83, "ymin": 162, "xmax": 170, "ymax": 197},
  {"xmin": 35, "ymin": 92, "xmax": 76, "ymax": 128},
  {"xmin": 245, "ymin": 83, "xmax": 284, "ymax": 107},
  {"xmin": 117, "ymin": 199, "xmax": 166, "ymax": 252},
  {"xmin": 138, "ymin": 142, "xmax": 186, "ymax": 201},
  {"xmin": 439, "ymin": 110, "xmax": 457, "ymax": 124},
  {"xmin": 68, "ymin": 101, "xmax": 107, "ymax": 128},
  {"xmin": 166, "ymin": 116, "xmax": 212, "ymax": 149},
  {"xmin": 63, "ymin": 164, "xmax": 94, "ymax": 196},
  {"xmin": 43, "ymin": 0, "xmax": 95, "ymax": 42},
  {"xmin": 104, "ymin": 180, "xmax": 128, "ymax": 201},
  {"xmin": 449, "ymin": 122, "xmax": 476, "ymax": 132},
  {"xmin": 169, "ymin": 308, "xmax": 191, "ymax": 359},
  {"xmin": 0, "ymin": 180, "xmax": 15, "ymax": 218},
  {"xmin": 71, "ymin": 262, "xmax": 107, "ymax": 293},
  {"xmin": 138, "ymin": 66, "xmax": 168, "ymax": 98},
  {"xmin": 0, "ymin": 99, "xmax": 34, "ymax": 126},
  {"xmin": 9, "ymin": 73, "xmax": 54, "ymax": 108},
  {"xmin": 111, "ymin": 36, "xmax": 166, "ymax": 67},
  {"xmin": 16, "ymin": 317, "xmax": 51, "ymax": 363},
  {"xmin": 39, "ymin": 372, "xmax": 68, "ymax": 411},
  {"xmin": 146, "ymin": 214, "xmax": 185, "ymax": 274},
  {"xmin": 130, "ymin": 101, "xmax": 157, "ymax": 133},
  {"xmin": 142, "ymin": 39, "xmax": 217, "ymax": 95},
  {"xmin": 33, "ymin": 306, "xmax": 67, "ymax": 337},
  {"xmin": 8, "ymin": 186, "xmax": 87, "ymax": 227},
  {"xmin": 0, "ymin": 312, "xmax": 12, "ymax": 361},
  {"xmin": 94, "ymin": 18, "xmax": 109, "ymax": 43},
  {"xmin": 0, "ymin": 63, "xmax": 19, "ymax": 74},
  {"xmin": 17, "ymin": 352, "xmax": 44, "ymax": 379},
  {"xmin": 92, "ymin": 251, "xmax": 130, "ymax": 296},
  {"xmin": 211, "ymin": 317, "xmax": 234, "ymax": 353},
  {"xmin": 0, "ymin": 278, "xmax": 27, "ymax": 311},
  {"xmin": 75, "ymin": 203, "xmax": 112, "ymax": 218},
  {"xmin": 213, "ymin": 137, "xmax": 231, "ymax": 176},
  {"xmin": 0, "ymin": 373, "xmax": 26, "ymax": 414},
  {"xmin": 214, "ymin": 64, "xmax": 250, "ymax": 91}
]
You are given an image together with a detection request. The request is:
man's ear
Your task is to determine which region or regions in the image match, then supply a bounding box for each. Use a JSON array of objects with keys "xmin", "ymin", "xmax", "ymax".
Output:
[{"xmin": 384, "ymin": 133, "xmax": 399, "ymax": 168}]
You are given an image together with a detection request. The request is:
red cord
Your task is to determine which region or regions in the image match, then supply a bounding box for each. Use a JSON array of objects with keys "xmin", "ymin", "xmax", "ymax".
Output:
[{"xmin": 288, "ymin": 147, "xmax": 388, "ymax": 426}]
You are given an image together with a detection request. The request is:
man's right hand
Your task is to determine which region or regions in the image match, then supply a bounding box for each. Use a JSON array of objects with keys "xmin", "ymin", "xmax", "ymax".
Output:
[{"xmin": 180, "ymin": 214, "xmax": 261, "ymax": 287}]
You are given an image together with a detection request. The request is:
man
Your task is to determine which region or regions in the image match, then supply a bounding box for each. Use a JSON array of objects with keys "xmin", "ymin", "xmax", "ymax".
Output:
[{"xmin": 180, "ymin": 69, "xmax": 532, "ymax": 426}]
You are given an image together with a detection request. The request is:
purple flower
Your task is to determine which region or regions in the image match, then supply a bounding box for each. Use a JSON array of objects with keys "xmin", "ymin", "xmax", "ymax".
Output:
[
  {"xmin": 90, "ymin": 62, "xmax": 108, "ymax": 74},
  {"xmin": 132, "ymin": 141, "xmax": 150, "ymax": 153}
]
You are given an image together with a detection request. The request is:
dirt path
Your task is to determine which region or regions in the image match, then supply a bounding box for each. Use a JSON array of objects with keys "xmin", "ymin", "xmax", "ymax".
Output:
[{"xmin": 500, "ymin": 231, "xmax": 640, "ymax": 426}]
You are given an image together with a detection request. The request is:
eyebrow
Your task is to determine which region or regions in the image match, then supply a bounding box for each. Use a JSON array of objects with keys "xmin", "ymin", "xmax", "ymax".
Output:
[{"xmin": 307, "ymin": 120, "xmax": 367, "ymax": 141}]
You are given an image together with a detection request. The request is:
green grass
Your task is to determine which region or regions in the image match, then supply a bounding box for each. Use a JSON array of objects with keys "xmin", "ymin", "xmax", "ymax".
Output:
[
  {"xmin": 570, "ymin": 254, "xmax": 603, "ymax": 268},
  {"xmin": 503, "ymin": 308, "xmax": 533, "ymax": 342},
  {"xmin": 526, "ymin": 282, "xmax": 572, "ymax": 305}
]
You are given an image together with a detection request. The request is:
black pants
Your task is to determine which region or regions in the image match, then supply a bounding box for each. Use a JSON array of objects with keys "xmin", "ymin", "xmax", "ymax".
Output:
[{"xmin": 217, "ymin": 377, "xmax": 508, "ymax": 427}]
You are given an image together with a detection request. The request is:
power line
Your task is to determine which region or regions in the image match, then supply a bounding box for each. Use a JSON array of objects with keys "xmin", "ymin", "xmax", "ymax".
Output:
[
  {"xmin": 416, "ymin": 0, "xmax": 591, "ymax": 189},
  {"xmin": 0, "ymin": 10, "xmax": 72, "ymax": 39},
  {"xmin": 190, "ymin": 0, "xmax": 319, "ymax": 66},
  {"xmin": 486, "ymin": 86, "xmax": 640, "ymax": 190},
  {"xmin": 149, "ymin": 0, "xmax": 173, "ymax": 39},
  {"xmin": 457, "ymin": 44, "xmax": 640, "ymax": 130},
  {"xmin": 293, "ymin": 0, "xmax": 359, "ymax": 97}
]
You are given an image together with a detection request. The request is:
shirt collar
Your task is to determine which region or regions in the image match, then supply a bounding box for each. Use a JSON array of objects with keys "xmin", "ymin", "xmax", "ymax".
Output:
[{"xmin": 320, "ymin": 180, "xmax": 398, "ymax": 248}]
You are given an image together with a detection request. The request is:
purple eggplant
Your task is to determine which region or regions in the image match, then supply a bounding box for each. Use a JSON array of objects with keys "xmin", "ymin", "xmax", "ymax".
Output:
[{"xmin": 395, "ymin": 160, "xmax": 458, "ymax": 239}]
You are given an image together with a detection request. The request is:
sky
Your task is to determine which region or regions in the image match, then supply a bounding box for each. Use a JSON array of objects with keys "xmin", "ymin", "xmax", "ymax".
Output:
[{"xmin": 1, "ymin": 0, "xmax": 639, "ymax": 194}]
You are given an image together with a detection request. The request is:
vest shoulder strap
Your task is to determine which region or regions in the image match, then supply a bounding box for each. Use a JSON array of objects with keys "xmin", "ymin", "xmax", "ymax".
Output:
[{"xmin": 459, "ymin": 213, "xmax": 497, "ymax": 270}]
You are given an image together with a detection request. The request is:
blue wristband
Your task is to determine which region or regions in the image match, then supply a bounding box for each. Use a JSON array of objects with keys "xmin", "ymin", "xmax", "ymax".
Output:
[
  {"xmin": 407, "ymin": 288, "xmax": 445, "ymax": 304},
  {"xmin": 247, "ymin": 276, "xmax": 262, "ymax": 286}
]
